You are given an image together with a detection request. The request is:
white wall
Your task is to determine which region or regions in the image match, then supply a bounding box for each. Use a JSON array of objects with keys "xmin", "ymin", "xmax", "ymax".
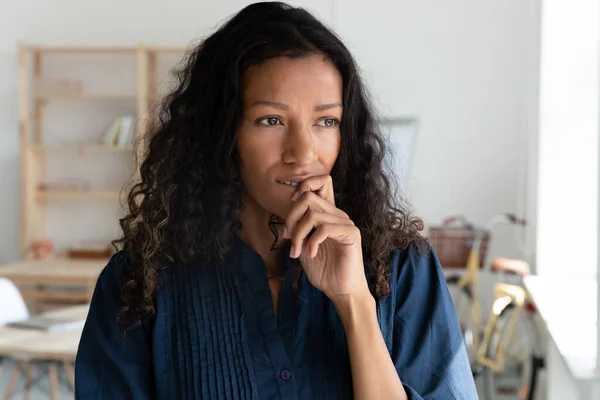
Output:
[
  {"xmin": 537, "ymin": 0, "xmax": 599, "ymax": 279},
  {"xmin": 536, "ymin": 0, "xmax": 600, "ymax": 396},
  {"xmin": 335, "ymin": 0, "xmax": 541, "ymax": 267},
  {"xmin": 0, "ymin": 0, "xmax": 540, "ymax": 265}
]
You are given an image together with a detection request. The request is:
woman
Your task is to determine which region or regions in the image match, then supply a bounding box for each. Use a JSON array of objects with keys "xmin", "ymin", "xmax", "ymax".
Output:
[{"xmin": 75, "ymin": 2, "xmax": 477, "ymax": 399}]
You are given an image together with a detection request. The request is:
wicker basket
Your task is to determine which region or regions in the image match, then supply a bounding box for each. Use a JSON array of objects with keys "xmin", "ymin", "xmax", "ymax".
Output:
[{"xmin": 428, "ymin": 225, "xmax": 490, "ymax": 269}]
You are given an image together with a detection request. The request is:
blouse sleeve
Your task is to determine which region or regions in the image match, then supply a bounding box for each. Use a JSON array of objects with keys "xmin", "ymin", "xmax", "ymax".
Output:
[
  {"xmin": 75, "ymin": 252, "xmax": 154, "ymax": 399},
  {"xmin": 391, "ymin": 242, "xmax": 478, "ymax": 399}
]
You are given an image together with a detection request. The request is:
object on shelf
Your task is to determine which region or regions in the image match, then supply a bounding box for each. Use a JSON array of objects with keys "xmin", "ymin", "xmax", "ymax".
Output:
[
  {"xmin": 101, "ymin": 115, "xmax": 136, "ymax": 147},
  {"xmin": 34, "ymin": 77, "xmax": 82, "ymax": 96},
  {"xmin": 67, "ymin": 241, "xmax": 112, "ymax": 260},
  {"xmin": 38, "ymin": 178, "xmax": 90, "ymax": 191},
  {"xmin": 30, "ymin": 239, "xmax": 54, "ymax": 260}
]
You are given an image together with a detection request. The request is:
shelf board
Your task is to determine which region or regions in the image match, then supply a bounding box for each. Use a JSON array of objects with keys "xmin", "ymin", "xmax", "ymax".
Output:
[
  {"xmin": 36, "ymin": 190, "xmax": 122, "ymax": 201},
  {"xmin": 35, "ymin": 93, "xmax": 137, "ymax": 100},
  {"xmin": 30, "ymin": 46, "xmax": 137, "ymax": 54},
  {"xmin": 148, "ymin": 46, "xmax": 191, "ymax": 54},
  {"xmin": 27, "ymin": 45, "xmax": 190, "ymax": 55},
  {"xmin": 0, "ymin": 257, "xmax": 108, "ymax": 279},
  {"xmin": 30, "ymin": 144, "xmax": 134, "ymax": 153}
]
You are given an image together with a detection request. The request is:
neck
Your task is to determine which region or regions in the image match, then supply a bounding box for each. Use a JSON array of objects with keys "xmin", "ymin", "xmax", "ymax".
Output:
[{"xmin": 238, "ymin": 199, "xmax": 286, "ymax": 276}]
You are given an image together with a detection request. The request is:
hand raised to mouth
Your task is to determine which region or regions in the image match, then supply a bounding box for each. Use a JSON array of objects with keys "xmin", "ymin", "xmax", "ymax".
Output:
[{"xmin": 282, "ymin": 175, "xmax": 370, "ymax": 302}]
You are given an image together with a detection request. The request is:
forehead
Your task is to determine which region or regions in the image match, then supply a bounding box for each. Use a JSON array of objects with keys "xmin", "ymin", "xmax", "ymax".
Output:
[{"xmin": 242, "ymin": 54, "xmax": 343, "ymax": 104}]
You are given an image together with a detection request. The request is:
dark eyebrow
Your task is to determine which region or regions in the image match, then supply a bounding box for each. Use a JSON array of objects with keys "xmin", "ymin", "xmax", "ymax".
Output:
[
  {"xmin": 250, "ymin": 101, "xmax": 289, "ymax": 110},
  {"xmin": 249, "ymin": 101, "xmax": 343, "ymax": 112},
  {"xmin": 313, "ymin": 103, "xmax": 343, "ymax": 112}
]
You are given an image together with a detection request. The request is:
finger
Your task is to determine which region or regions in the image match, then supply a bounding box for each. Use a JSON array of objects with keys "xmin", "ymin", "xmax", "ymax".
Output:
[
  {"xmin": 291, "ymin": 175, "xmax": 335, "ymax": 205},
  {"xmin": 284, "ymin": 192, "xmax": 349, "ymax": 239},
  {"xmin": 305, "ymin": 224, "xmax": 361, "ymax": 259},
  {"xmin": 290, "ymin": 210, "xmax": 353, "ymax": 258}
]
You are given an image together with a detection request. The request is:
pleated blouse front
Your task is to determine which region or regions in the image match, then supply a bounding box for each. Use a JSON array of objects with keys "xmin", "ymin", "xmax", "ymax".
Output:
[{"xmin": 74, "ymin": 238, "xmax": 477, "ymax": 399}]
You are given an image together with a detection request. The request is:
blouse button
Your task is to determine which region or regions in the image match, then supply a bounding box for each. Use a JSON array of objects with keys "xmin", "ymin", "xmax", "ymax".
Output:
[{"xmin": 280, "ymin": 369, "xmax": 292, "ymax": 381}]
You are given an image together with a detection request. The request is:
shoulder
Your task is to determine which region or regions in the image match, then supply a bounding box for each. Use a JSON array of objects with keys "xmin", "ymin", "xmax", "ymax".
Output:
[
  {"xmin": 86, "ymin": 250, "xmax": 151, "ymax": 333},
  {"xmin": 96, "ymin": 250, "xmax": 130, "ymax": 294},
  {"xmin": 388, "ymin": 237, "xmax": 445, "ymax": 304},
  {"xmin": 390, "ymin": 237, "xmax": 439, "ymax": 284}
]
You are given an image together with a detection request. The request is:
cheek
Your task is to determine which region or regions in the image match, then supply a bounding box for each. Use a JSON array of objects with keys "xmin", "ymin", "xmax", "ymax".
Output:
[
  {"xmin": 237, "ymin": 131, "xmax": 282, "ymax": 188},
  {"xmin": 239, "ymin": 139, "xmax": 279, "ymax": 173},
  {"xmin": 317, "ymin": 132, "xmax": 341, "ymax": 170},
  {"xmin": 237, "ymin": 129, "xmax": 262, "ymax": 168}
]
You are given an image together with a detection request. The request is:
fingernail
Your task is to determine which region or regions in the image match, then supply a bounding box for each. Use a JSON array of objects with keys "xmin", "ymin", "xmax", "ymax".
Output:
[
  {"xmin": 291, "ymin": 191, "xmax": 299, "ymax": 201},
  {"xmin": 282, "ymin": 227, "xmax": 289, "ymax": 239},
  {"xmin": 289, "ymin": 245, "xmax": 295, "ymax": 258}
]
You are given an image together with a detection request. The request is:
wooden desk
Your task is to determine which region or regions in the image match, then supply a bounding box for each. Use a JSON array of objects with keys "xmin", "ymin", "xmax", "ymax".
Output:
[
  {"xmin": 0, "ymin": 304, "xmax": 88, "ymax": 360},
  {"xmin": 0, "ymin": 305, "xmax": 89, "ymax": 399},
  {"xmin": 0, "ymin": 258, "xmax": 106, "ymax": 311}
]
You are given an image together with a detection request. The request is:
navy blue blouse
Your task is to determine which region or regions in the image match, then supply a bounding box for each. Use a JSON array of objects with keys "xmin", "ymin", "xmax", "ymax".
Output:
[{"xmin": 75, "ymin": 238, "xmax": 477, "ymax": 399}]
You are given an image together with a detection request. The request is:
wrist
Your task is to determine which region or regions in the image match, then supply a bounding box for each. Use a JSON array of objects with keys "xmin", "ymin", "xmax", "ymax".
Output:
[{"xmin": 332, "ymin": 291, "xmax": 377, "ymax": 331}]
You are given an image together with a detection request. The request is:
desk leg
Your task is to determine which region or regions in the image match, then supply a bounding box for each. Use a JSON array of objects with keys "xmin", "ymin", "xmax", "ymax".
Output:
[
  {"xmin": 48, "ymin": 363, "xmax": 58, "ymax": 400},
  {"xmin": 2, "ymin": 362, "xmax": 21, "ymax": 400},
  {"xmin": 62, "ymin": 361, "xmax": 75, "ymax": 392},
  {"xmin": 23, "ymin": 362, "xmax": 33, "ymax": 400}
]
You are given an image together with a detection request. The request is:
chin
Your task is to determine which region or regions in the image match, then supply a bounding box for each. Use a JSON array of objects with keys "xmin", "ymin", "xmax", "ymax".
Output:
[
  {"xmin": 246, "ymin": 187, "xmax": 292, "ymax": 221},
  {"xmin": 268, "ymin": 206, "xmax": 288, "ymax": 221},
  {"xmin": 263, "ymin": 200, "xmax": 291, "ymax": 222}
]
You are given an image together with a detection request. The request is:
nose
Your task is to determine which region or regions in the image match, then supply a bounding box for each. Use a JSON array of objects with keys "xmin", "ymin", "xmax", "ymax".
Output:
[{"xmin": 282, "ymin": 123, "xmax": 317, "ymax": 166}]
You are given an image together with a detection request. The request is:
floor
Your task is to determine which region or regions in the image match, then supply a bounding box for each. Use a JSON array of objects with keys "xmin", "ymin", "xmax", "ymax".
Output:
[
  {"xmin": 0, "ymin": 359, "xmax": 73, "ymax": 400},
  {"xmin": 475, "ymin": 366, "xmax": 548, "ymax": 400}
]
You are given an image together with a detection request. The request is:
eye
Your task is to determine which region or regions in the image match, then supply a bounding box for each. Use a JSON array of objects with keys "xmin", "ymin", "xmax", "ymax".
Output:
[
  {"xmin": 316, "ymin": 118, "xmax": 339, "ymax": 127},
  {"xmin": 258, "ymin": 117, "xmax": 282, "ymax": 126}
]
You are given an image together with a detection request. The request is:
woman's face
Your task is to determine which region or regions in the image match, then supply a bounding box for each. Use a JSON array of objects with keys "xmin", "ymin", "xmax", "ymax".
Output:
[{"xmin": 237, "ymin": 54, "xmax": 343, "ymax": 219}]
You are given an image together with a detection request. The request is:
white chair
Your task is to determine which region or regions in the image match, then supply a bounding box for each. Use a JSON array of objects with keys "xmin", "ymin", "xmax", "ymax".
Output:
[
  {"xmin": 0, "ymin": 277, "xmax": 29, "ymax": 324},
  {"xmin": 0, "ymin": 277, "xmax": 29, "ymax": 396}
]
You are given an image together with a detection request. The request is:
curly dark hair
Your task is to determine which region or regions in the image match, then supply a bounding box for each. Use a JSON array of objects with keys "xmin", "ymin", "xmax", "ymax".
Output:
[{"xmin": 114, "ymin": 1, "xmax": 424, "ymax": 326}]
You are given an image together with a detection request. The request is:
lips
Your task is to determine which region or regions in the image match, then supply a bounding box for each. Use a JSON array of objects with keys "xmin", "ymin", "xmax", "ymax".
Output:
[
  {"xmin": 278, "ymin": 181, "xmax": 300, "ymax": 187},
  {"xmin": 276, "ymin": 174, "xmax": 314, "ymax": 186}
]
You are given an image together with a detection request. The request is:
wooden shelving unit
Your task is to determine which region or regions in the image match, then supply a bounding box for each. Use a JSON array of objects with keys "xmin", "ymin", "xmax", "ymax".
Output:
[{"xmin": 18, "ymin": 44, "xmax": 190, "ymax": 259}]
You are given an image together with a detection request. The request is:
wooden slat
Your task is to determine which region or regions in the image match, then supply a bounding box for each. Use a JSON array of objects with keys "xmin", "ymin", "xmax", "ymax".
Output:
[
  {"xmin": 33, "ymin": 51, "xmax": 42, "ymax": 144},
  {"xmin": 35, "ymin": 92, "xmax": 137, "ymax": 100},
  {"xmin": 135, "ymin": 45, "xmax": 150, "ymax": 181},
  {"xmin": 30, "ymin": 46, "xmax": 137, "ymax": 54},
  {"xmin": 148, "ymin": 45, "xmax": 191, "ymax": 54},
  {"xmin": 148, "ymin": 52, "xmax": 157, "ymax": 100},
  {"xmin": 0, "ymin": 258, "xmax": 106, "ymax": 281},
  {"xmin": 20, "ymin": 290, "xmax": 91, "ymax": 302},
  {"xmin": 137, "ymin": 45, "xmax": 149, "ymax": 139},
  {"xmin": 32, "ymin": 49, "xmax": 48, "ymax": 252},
  {"xmin": 18, "ymin": 44, "xmax": 35, "ymax": 258},
  {"xmin": 30, "ymin": 144, "xmax": 133, "ymax": 153},
  {"xmin": 24, "ymin": 362, "xmax": 33, "ymax": 400},
  {"xmin": 2, "ymin": 362, "xmax": 21, "ymax": 400},
  {"xmin": 48, "ymin": 363, "xmax": 58, "ymax": 400},
  {"xmin": 63, "ymin": 361, "xmax": 75, "ymax": 392},
  {"xmin": 36, "ymin": 189, "xmax": 121, "ymax": 201}
]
